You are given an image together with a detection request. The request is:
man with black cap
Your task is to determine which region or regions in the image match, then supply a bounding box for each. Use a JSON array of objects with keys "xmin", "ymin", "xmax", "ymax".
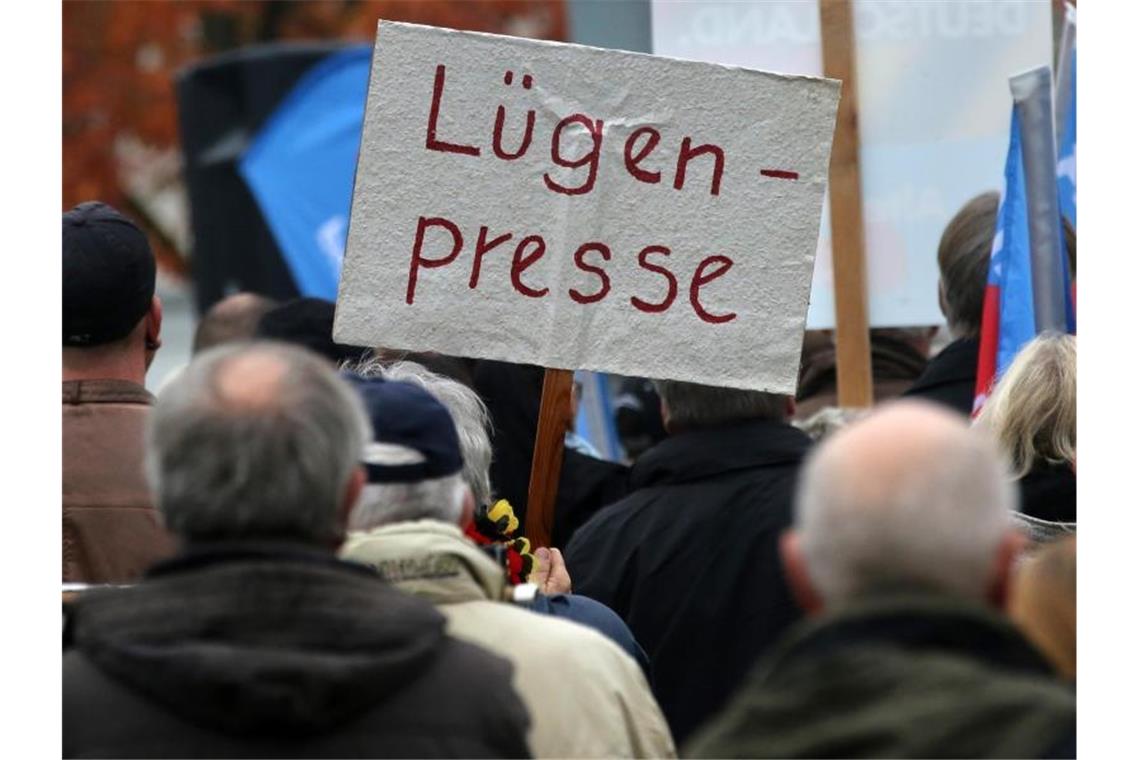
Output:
[
  {"xmin": 339, "ymin": 374, "xmax": 675, "ymax": 758},
  {"xmin": 63, "ymin": 201, "xmax": 174, "ymax": 583}
]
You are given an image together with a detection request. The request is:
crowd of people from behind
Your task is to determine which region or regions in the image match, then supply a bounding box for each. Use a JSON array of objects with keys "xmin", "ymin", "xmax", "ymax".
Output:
[{"xmin": 61, "ymin": 194, "xmax": 1076, "ymax": 758}]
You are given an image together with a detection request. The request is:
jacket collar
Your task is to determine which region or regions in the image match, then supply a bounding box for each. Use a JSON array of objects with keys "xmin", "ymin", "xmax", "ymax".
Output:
[
  {"xmin": 630, "ymin": 418, "xmax": 813, "ymax": 489},
  {"xmin": 340, "ymin": 520, "xmax": 506, "ymax": 605},
  {"xmin": 63, "ymin": 378, "xmax": 154, "ymax": 406},
  {"xmin": 760, "ymin": 591, "xmax": 1057, "ymax": 680},
  {"xmin": 147, "ymin": 539, "xmax": 377, "ymax": 581},
  {"xmin": 906, "ymin": 338, "xmax": 979, "ymax": 393}
]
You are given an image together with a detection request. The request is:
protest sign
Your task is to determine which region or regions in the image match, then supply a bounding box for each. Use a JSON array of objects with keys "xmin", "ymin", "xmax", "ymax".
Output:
[{"xmin": 334, "ymin": 21, "xmax": 839, "ymax": 394}]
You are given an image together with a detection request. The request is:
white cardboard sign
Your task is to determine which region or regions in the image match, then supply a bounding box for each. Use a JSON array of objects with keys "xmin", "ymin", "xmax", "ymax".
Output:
[{"xmin": 334, "ymin": 21, "xmax": 839, "ymax": 393}]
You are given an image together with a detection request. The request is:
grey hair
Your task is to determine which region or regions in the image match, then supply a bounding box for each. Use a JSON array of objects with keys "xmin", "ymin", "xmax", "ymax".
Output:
[
  {"xmin": 653, "ymin": 379, "xmax": 787, "ymax": 430},
  {"xmin": 938, "ymin": 192, "xmax": 999, "ymax": 337},
  {"xmin": 974, "ymin": 333, "xmax": 1076, "ymax": 479},
  {"xmin": 146, "ymin": 341, "xmax": 370, "ymax": 544},
  {"xmin": 351, "ymin": 473, "xmax": 468, "ymax": 530},
  {"xmin": 345, "ymin": 357, "xmax": 494, "ymax": 506},
  {"xmin": 794, "ymin": 406, "xmax": 869, "ymax": 441},
  {"xmin": 796, "ymin": 412, "xmax": 1016, "ymax": 605}
]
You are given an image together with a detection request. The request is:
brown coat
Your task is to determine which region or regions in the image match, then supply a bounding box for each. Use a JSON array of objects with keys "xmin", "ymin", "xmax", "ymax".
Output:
[{"xmin": 62, "ymin": 379, "xmax": 175, "ymax": 583}]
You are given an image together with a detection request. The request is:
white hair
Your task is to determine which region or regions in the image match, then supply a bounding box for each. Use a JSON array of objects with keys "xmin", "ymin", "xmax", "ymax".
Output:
[
  {"xmin": 794, "ymin": 406, "xmax": 869, "ymax": 441},
  {"xmin": 795, "ymin": 405, "xmax": 1017, "ymax": 605},
  {"xmin": 351, "ymin": 473, "xmax": 468, "ymax": 530},
  {"xmin": 344, "ymin": 357, "xmax": 495, "ymax": 506}
]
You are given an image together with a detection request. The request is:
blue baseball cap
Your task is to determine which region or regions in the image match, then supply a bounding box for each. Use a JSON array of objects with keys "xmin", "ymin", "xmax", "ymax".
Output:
[{"xmin": 342, "ymin": 374, "xmax": 463, "ymax": 484}]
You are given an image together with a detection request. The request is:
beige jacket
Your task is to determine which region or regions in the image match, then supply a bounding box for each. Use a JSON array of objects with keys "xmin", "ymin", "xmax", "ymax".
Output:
[{"xmin": 341, "ymin": 520, "xmax": 676, "ymax": 758}]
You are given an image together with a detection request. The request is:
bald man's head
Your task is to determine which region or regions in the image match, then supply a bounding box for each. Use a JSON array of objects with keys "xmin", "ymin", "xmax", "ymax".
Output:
[
  {"xmin": 146, "ymin": 342, "xmax": 369, "ymax": 546},
  {"xmin": 192, "ymin": 293, "xmax": 278, "ymax": 354},
  {"xmin": 213, "ymin": 349, "xmax": 291, "ymax": 411},
  {"xmin": 784, "ymin": 401, "xmax": 1020, "ymax": 612}
]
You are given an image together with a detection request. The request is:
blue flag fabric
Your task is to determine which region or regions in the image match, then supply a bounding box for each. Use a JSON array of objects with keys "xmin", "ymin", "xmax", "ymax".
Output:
[
  {"xmin": 239, "ymin": 46, "xmax": 371, "ymax": 299},
  {"xmin": 572, "ymin": 371, "xmax": 624, "ymax": 462},
  {"xmin": 975, "ymin": 103, "xmax": 1076, "ymax": 414},
  {"xmin": 988, "ymin": 109, "xmax": 1037, "ymax": 380}
]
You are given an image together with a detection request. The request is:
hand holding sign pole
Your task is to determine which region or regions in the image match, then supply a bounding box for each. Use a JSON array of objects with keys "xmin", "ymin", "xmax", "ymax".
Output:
[{"xmin": 334, "ymin": 21, "xmax": 839, "ymax": 546}]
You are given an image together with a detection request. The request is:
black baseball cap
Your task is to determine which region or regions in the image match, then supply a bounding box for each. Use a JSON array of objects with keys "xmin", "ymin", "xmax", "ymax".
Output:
[
  {"xmin": 63, "ymin": 201, "xmax": 156, "ymax": 347},
  {"xmin": 342, "ymin": 374, "xmax": 463, "ymax": 484}
]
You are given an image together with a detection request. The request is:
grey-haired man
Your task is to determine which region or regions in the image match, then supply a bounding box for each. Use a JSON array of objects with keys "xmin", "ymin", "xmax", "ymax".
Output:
[{"xmin": 63, "ymin": 342, "xmax": 531, "ymax": 758}]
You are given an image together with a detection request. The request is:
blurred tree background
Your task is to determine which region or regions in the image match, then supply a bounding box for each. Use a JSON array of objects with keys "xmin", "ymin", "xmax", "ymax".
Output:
[{"xmin": 63, "ymin": 0, "xmax": 566, "ymax": 274}]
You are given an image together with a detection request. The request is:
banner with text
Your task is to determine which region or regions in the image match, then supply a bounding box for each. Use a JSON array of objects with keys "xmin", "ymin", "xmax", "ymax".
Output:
[
  {"xmin": 334, "ymin": 21, "xmax": 839, "ymax": 393},
  {"xmin": 652, "ymin": 0, "xmax": 1052, "ymax": 328}
]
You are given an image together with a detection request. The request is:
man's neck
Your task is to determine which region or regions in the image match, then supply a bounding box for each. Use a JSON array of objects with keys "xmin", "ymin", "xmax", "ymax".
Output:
[
  {"xmin": 947, "ymin": 325, "xmax": 980, "ymax": 343},
  {"xmin": 63, "ymin": 346, "xmax": 147, "ymax": 385}
]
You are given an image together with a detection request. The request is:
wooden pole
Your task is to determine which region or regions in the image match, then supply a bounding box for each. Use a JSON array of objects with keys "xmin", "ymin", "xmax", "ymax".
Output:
[
  {"xmin": 524, "ymin": 368, "xmax": 575, "ymax": 548},
  {"xmin": 820, "ymin": 0, "xmax": 874, "ymax": 407}
]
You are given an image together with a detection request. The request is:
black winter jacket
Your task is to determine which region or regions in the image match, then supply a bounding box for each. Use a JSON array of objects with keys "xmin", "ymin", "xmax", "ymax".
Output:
[
  {"xmin": 903, "ymin": 337, "xmax": 980, "ymax": 416},
  {"xmin": 63, "ymin": 543, "xmax": 532, "ymax": 758},
  {"xmin": 564, "ymin": 419, "xmax": 812, "ymax": 744},
  {"xmin": 1019, "ymin": 460, "xmax": 1077, "ymax": 523}
]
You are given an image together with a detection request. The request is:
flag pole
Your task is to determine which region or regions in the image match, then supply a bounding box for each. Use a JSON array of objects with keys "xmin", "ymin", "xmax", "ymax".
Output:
[{"xmin": 820, "ymin": 0, "xmax": 873, "ymax": 408}]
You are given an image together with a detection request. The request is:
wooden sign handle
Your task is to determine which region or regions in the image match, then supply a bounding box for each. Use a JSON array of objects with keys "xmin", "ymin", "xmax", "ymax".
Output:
[{"xmin": 524, "ymin": 368, "xmax": 575, "ymax": 548}]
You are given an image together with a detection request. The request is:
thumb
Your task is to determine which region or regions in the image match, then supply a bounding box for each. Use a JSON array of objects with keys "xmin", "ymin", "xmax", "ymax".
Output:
[{"xmin": 532, "ymin": 547, "xmax": 551, "ymax": 581}]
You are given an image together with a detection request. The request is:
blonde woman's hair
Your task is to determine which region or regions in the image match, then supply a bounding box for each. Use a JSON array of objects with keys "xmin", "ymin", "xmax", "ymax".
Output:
[{"xmin": 975, "ymin": 333, "xmax": 1075, "ymax": 478}]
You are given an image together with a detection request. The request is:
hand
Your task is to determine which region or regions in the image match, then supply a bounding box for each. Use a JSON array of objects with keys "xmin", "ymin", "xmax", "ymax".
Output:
[{"xmin": 531, "ymin": 547, "xmax": 572, "ymax": 595}]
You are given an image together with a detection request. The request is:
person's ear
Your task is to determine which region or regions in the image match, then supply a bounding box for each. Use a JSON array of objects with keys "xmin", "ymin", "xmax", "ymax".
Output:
[
  {"xmin": 458, "ymin": 487, "xmax": 475, "ymax": 529},
  {"xmin": 780, "ymin": 531, "xmax": 824, "ymax": 615},
  {"xmin": 338, "ymin": 466, "xmax": 366, "ymax": 534},
  {"xmin": 145, "ymin": 296, "xmax": 163, "ymax": 353},
  {"xmin": 988, "ymin": 528, "xmax": 1028, "ymax": 611},
  {"xmin": 660, "ymin": 398, "xmax": 673, "ymax": 434},
  {"xmin": 784, "ymin": 395, "xmax": 796, "ymax": 420}
]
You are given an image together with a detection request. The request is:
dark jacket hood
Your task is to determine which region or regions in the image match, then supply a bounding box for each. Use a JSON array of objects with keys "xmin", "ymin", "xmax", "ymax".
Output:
[
  {"xmin": 763, "ymin": 592, "xmax": 1058, "ymax": 677},
  {"xmin": 630, "ymin": 419, "xmax": 813, "ymax": 489},
  {"xmin": 66, "ymin": 543, "xmax": 450, "ymax": 737},
  {"xmin": 688, "ymin": 592, "xmax": 1076, "ymax": 758}
]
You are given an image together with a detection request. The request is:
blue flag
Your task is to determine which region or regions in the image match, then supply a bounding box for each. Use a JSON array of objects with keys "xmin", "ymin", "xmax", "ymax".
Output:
[
  {"xmin": 239, "ymin": 46, "xmax": 371, "ymax": 299},
  {"xmin": 976, "ymin": 83, "xmax": 1076, "ymax": 414}
]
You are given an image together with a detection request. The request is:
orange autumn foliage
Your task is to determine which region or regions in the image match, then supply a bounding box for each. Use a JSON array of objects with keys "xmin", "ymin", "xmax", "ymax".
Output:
[{"xmin": 63, "ymin": 0, "xmax": 566, "ymax": 272}]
